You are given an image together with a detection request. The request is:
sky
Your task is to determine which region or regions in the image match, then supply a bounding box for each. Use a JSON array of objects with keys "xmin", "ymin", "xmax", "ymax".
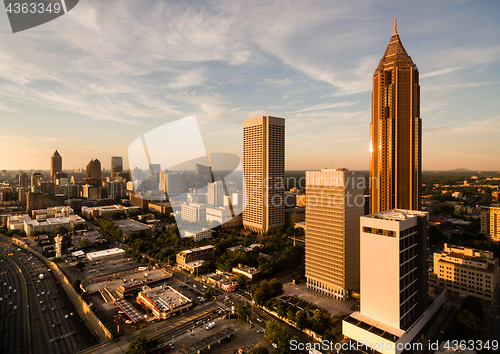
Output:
[{"xmin": 0, "ymin": 0, "xmax": 499, "ymax": 172}]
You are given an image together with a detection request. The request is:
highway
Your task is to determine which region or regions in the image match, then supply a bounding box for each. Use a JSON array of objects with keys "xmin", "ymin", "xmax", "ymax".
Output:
[{"xmin": 0, "ymin": 239, "xmax": 97, "ymax": 354}]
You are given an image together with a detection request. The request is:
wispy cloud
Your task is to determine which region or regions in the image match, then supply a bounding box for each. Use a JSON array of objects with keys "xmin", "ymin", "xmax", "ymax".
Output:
[{"xmin": 420, "ymin": 67, "xmax": 463, "ymax": 79}]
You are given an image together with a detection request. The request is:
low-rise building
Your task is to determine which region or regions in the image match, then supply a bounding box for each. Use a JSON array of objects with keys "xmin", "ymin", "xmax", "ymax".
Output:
[
  {"xmin": 7, "ymin": 214, "xmax": 31, "ymax": 230},
  {"xmin": 431, "ymin": 243, "xmax": 499, "ymax": 301},
  {"xmin": 202, "ymin": 271, "xmax": 238, "ymax": 292},
  {"xmin": 232, "ymin": 264, "xmax": 261, "ymax": 280},
  {"xmin": 24, "ymin": 214, "xmax": 85, "ymax": 235},
  {"xmin": 86, "ymin": 248, "xmax": 125, "ymax": 261},
  {"xmin": 115, "ymin": 219, "xmax": 153, "ymax": 237},
  {"xmin": 184, "ymin": 229, "xmax": 213, "ymax": 242},
  {"xmin": 137, "ymin": 285, "xmax": 192, "ymax": 320},
  {"xmin": 81, "ymin": 205, "xmax": 140, "ymax": 218},
  {"xmin": 116, "ymin": 281, "xmax": 144, "ymax": 299},
  {"xmin": 206, "ymin": 206, "xmax": 242, "ymax": 228},
  {"xmin": 181, "ymin": 203, "xmax": 206, "ymax": 223},
  {"xmin": 176, "ymin": 245, "xmax": 219, "ymax": 273}
]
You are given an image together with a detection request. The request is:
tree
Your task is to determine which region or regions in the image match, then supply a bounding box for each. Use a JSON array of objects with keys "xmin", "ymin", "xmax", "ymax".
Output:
[
  {"xmin": 238, "ymin": 303, "xmax": 248, "ymax": 322},
  {"xmin": 79, "ymin": 239, "xmax": 92, "ymax": 248},
  {"xmin": 461, "ymin": 296, "xmax": 484, "ymax": 319},
  {"xmin": 125, "ymin": 335, "xmax": 160, "ymax": 354},
  {"xmin": 295, "ymin": 310, "xmax": 307, "ymax": 330},
  {"xmin": 276, "ymin": 302, "xmax": 288, "ymax": 318},
  {"xmin": 265, "ymin": 321, "xmax": 289, "ymax": 348},
  {"xmin": 203, "ymin": 288, "xmax": 213, "ymax": 299},
  {"xmin": 75, "ymin": 262, "xmax": 86, "ymax": 270},
  {"xmin": 72, "ymin": 279, "xmax": 81, "ymax": 290},
  {"xmin": 312, "ymin": 309, "xmax": 332, "ymax": 337},
  {"xmin": 237, "ymin": 274, "xmax": 247, "ymax": 288},
  {"xmin": 252, "ymin": 346, "xmax": 269, "ymax": 354}
]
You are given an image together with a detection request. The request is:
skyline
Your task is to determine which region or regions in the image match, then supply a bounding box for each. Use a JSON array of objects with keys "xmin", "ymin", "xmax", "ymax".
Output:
[{"xmin": 1, "ymin": 1, "xmax": 500, "ymax": 171}]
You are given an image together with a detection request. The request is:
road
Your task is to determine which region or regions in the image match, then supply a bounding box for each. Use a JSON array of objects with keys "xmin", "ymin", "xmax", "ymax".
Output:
[{"xmin": 0, "ymin": 238, "xmax": 97, "ymax": 354}]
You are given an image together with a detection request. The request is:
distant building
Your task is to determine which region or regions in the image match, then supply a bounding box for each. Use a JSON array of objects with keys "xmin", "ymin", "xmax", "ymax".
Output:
[
  {"xmin": 50, "ymin": 150, "xmax": 62, "ymax": 182},
  {"xmin": 431, "ymin": 243, "xmax": 499, "ymax": 301},
  {"xmin": 26, "ymin": 191, "xmax": 44, "ymax": 212},
  {"xmin": 181, "ymin": 203, "xmax": 206, "ymax": 223},
  {"xmin": 160, "ymin": 171, "xmax": 186, "ymax": 195},
  {"xmin": 86, "ymin": 159, "xmax": 102, "ymax": 179},
  {"xmin": 19, "ymin": 172, "xmax": 28, "ymax": 189},
  {"xmin": 194, "ymin": 163, "xmax": 213, "ymax": 189},
  {"xmin": 31, "ymin": 172, "xmax": 43, "ymax": 191},
  {"xmin": 32, "ymin": 206, "xmax": 74, "ymax": 219},
  {"xmin": 111, "ymin": 157, "xmax": 123, "ymax": 178},
  {"xmin": 208, "ymin": 180, "xmax": 237, "ymax": 206}
]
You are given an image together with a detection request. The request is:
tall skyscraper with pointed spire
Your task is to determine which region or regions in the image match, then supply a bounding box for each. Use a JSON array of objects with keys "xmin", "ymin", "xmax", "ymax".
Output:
[
  {"xmin": 50, "ymin": 150, "xmax": 62, "ymax": 182},
  {"xmin": 370, "ymin": 18, "xmax": 421, "ymax": 214}
]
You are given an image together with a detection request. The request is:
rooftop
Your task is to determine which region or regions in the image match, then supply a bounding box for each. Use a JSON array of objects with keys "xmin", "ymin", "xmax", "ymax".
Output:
[{"xmin": 140, "ymin": 285, "xmax": 192, "ymax": 312}]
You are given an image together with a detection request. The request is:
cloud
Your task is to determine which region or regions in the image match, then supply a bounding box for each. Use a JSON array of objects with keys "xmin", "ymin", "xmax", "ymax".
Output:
[
  {"xmin": 296, "ymin": 100, "xmax": 359, "ymax": 112},
  {"xmin": 420, "ymin": 67, "xmax": 463, "ymax": 79},
  {"xmin": 264, "ymin": 78, "xmax": 293, "ymax": 86}
]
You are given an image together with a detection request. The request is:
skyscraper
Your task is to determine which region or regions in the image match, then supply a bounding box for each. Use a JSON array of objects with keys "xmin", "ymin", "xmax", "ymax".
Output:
[
  {"xmin": 243, "ymin": 116, "xmax": 285, "ymax": 233},
  {"xmin": 370, "ymin": 18, "xmax": 421, "ymax": 214},
  {"xmin": 305, "ymin": 168, "xmax": 364, "ymax": 300},
  {"xmin": 111, "ymin": 156, "xmax": 123, "ymax": 177},
  {"xmin": 194, "ymin": 163, "xmax": 213, "ymax": 190},
  {"xmin": 86, "ymin": 159, "xmax": 102, "ymax": 179},
  {"xmin": 342, "ymin": 209, "xmax": 440, "ymax": 354},
  {"xmin": 19, "ymin": 172, "xmax": 28, "ymax": 189},
  {"xmin": 50, "ymin": 150, "xmax": 62, "ymax": 181}
]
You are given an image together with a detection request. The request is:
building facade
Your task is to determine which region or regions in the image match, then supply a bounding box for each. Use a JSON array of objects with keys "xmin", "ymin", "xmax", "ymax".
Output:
[
  {"xmin": 111, "ymin": 156, "xmax": 123, "ymax": 177},
  {"xmin": 370, "ymin": 20, "xmax": 421, "ymax": 214},
  {"xmin": 431, "ymin": 243, "xmax": 499, "ymax": 301},
  {"xmin": 243, "ymin": 116, "xmax": 285, "ymax": 233},
  {"xmin": 305, "ymin": 168, "xmax": 364, "ymax": 300},
  {"xmin": 50, "ymin": 150, "xmax": 62, "ymax": 182},
  {"xmin": 176, "ymin": 245, "xmax": 219, "ymax": 273},
  {"xmin": 208, "ymin": 180, "xmax": 237, "ymax": 206},
  {"xmin": 481, "ymin": 206, "xmax": 500, "ymax": 242}
]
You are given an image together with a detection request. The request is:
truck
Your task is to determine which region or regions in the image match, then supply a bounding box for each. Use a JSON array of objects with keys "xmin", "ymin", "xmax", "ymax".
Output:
[{"xmin": 39, "ymin": 274, "xmax": 44, "ymax": 280}]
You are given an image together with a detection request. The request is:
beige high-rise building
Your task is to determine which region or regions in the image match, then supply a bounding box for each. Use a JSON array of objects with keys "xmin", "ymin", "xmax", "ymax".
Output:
[
  {"xmin": 208, "ymin": 180, "xmax": 237, "ymax": 206},
  {"xmin": 243, "ymin": 116, "xmax": 285, "ymax": 233},
  {"xmin": 305, "ymin": 168, "xmax": 364, "ymax": 300},
  {"xmin": 370, "ymin": 19, "xmax": 421, "ymax": 214},
  {"xmin": 481, "ymin": 206, "xmax": 500, "ymax": 242}
]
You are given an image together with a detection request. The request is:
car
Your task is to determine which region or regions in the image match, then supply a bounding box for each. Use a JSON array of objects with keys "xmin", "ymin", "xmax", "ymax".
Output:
[
  {"xmin": 272, "ymin": 343, "xmax": 278, "ymax": 348},
  {"xmin": 168, "ymin": 343, "xmax": 174, "ymax": 349},
  {"xmin": 52, "ymin": 324, "xmax": 56, "ymax": 328},
  {"xmin": 37, "ymin": 294, "xmax": 40, "ymax": 297},
  {"xmin": 14, "ymin": 306, "xmax": 17, "ymax": 310},
  {"xmin": 70, "ymin": 312, "xmax": 74, "ymax": 316},
  {"xmin": 65, "ymin": 315, "xmax": 69, "ymax": 319},
  {"xmin": 13, "ymin": 289, "xmax": 16, "ymax": 293},
  {"xmin": 9, "ymin": 286, "xmax": 12, "ymax": 290},
  {"xmin": 256, "ymin": 317, "xmax": 263, "ymax": 322},
  {"xmin": 40, "ymin": 301, "xmax": 43, "ymax": 304},
  {"xmin": 42, "ymin": 292, "xmax": 45, "ymax": 295},
  {"xmin": 52, "ymin": 307, "xmax": 55, "ymax": 311}
]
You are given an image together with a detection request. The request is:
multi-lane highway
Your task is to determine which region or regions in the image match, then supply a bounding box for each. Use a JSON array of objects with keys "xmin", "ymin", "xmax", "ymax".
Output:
[{"xmin": 0, "ymin": 239, "xmax": 96, "ymax": 354}]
